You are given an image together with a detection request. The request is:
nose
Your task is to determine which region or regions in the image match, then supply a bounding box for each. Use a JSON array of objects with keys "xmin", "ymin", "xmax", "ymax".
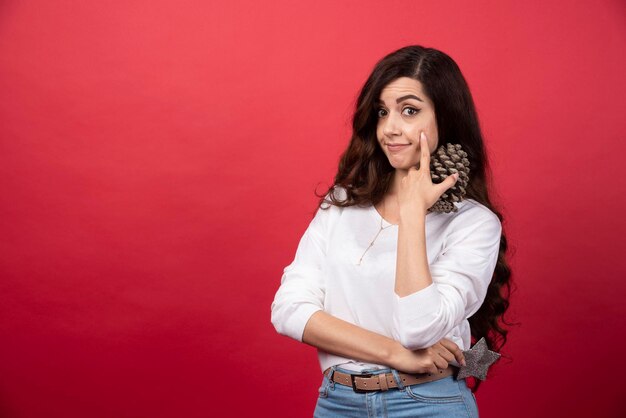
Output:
[{"xmin": 382, "ymin": 111, "xmax": 401, "ymax": 137}]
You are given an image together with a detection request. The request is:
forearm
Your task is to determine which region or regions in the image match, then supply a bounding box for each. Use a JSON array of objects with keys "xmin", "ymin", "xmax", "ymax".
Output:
[
  {"xmin": 301, "ymin": 310, "xmax": 465, "ymax": 375},
  {"xmin": 301, "ymin": 310, "xmax": 401, "ymax": 367},
  {"xmin": 395, "ymin": 211, "xmax": 432, "ymax": 297}
]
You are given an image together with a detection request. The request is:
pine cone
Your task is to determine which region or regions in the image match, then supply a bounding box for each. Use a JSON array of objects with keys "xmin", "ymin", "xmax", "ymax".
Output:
[{"xmin": 427, "ymin": 143, "xmax": 470, "ymax": 214}]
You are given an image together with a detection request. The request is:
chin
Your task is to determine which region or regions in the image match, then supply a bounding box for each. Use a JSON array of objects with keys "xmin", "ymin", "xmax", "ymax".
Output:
[
  {"xmin": 388, "ymin": 161, "xmax": 413, "ymax": 171},
  {"xmin": 386, "ymin": 155, "xmax": 415, "ymax": 167}
]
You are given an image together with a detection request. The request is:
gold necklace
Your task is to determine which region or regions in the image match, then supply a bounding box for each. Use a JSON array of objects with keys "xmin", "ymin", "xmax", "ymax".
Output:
[{"xmin": 357, "ymin": 200, "xmax": 394, "ymax": 266}]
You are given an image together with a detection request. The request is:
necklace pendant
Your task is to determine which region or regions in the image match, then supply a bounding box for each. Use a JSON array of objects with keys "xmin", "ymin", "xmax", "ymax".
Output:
[{"xmin": 357, "ymin": 204, "xmax": 395, "ymax": 266}]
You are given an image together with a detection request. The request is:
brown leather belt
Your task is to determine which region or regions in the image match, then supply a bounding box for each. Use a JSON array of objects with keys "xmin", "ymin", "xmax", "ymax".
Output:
[{"xmin": 323, "ymin": 366, "xmax": 457, "ymax": 393}]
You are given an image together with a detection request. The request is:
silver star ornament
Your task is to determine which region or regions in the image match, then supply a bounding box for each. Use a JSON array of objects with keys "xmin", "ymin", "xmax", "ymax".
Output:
[{"xmin": 457, "ymin": 337, "xmax": 501, "ymax": 380}]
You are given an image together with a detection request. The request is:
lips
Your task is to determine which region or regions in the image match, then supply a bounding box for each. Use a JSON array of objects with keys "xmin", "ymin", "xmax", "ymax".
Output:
[{"xmin": 386, "ymin": 143, "xmax": 410, "ymax": 153}]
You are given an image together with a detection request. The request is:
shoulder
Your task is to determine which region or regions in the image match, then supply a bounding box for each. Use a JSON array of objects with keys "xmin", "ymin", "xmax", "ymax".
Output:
[
  {"xmin": 437, "ymin": 199, "xmax": 502, "ymax": 257},
  {"xmin": 320, "ymin": 185, "xmax": 348, "ymax": 209},
  {"xmin": 309, "ymin": 186, "xmax": 349, "ymax": 234},
  {"xmin": 455, "ymin": 198, "xmax": 499, "ymax": 221},
  {"xmin": 447, "ymin": 199, "xmax": 501, "ymax": 234}
]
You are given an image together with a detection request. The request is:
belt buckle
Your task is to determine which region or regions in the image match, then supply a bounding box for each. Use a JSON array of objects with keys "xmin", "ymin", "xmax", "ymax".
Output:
[{"xmin": 350, "ymin": 373, "xmax": 373, "ymax": 393}]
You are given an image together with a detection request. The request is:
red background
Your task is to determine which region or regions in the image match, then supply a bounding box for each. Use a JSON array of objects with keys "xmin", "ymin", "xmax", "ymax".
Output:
[{"xmin": 1, "ymin": 1, "xmax": 625, "ymax": 417}]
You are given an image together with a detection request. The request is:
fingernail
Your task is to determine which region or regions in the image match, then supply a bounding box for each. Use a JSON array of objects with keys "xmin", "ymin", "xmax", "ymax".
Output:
[
  {"xmin": 420, "ymin": 132, "xmax": 426, "ymax": 140},
  {"xmin": 461, "ymin": 359, "xmax": 466, "ymax": 366}
]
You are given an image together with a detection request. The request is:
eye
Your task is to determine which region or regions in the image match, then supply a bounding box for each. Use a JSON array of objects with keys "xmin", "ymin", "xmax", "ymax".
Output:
[
  {"xmin": 376, "ymin": 108, "xmax": 388, "ymax": 118},
  {"xmin": 402, "ymin": 107, "xmax": 420, "ymax": 116}
]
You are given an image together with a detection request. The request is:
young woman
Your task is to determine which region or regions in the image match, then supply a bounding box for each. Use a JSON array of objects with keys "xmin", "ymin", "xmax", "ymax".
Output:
[{"xmin": 271, "ymin": 45, "xmax": 512, "ymax": 417}]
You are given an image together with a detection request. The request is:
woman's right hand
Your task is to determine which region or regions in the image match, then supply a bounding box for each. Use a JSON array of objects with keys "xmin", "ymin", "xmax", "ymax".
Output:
[{"xmin": 389, "ymin": 338, "xmax": 466, "ymax": 375}]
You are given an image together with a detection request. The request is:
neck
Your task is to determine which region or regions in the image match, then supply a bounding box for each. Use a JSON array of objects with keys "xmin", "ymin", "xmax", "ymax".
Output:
[{"xmin": 388, "ymin": 168, "xmax": 408, "ymax": 195}]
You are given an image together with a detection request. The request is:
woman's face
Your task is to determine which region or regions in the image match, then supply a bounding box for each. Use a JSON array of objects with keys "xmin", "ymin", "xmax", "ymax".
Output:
[{"xmin": 376, "ymin": 77, "xmax": 438, "ymax": 172}]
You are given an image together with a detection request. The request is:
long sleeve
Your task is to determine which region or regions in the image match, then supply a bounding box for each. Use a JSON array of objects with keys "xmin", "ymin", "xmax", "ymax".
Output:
[
  {"xmin": 270, "ymin": 199, "xmax": 341, "ymax": 342},
  {"xmin": 391, "ymin": 206, "xmax": 502, "ymax": 350}
]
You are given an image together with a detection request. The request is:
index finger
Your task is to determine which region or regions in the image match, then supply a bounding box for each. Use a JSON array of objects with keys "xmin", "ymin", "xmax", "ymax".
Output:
[
  {"xmin": 419, "ymin": 131, "xmax": 430, "ymax": 169},
  {"xmin": 439, "ymin": 338, "xmax": 466, "ymax": 366}
]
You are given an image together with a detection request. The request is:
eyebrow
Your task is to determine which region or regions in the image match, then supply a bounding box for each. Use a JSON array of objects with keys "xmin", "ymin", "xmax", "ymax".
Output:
[
  {"xmin": 376, "ymin": 94, "xmax": 424, "ymax": 107},
  {"xmin": 396, "ymin": 94, "xmax": 423, "ymax": 103}
]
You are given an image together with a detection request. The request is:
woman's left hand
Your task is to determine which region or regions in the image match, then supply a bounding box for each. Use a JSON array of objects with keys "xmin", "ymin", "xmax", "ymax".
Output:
[{"xmin": 398, "ymin": 131, "xmax": 458, "ymax": 221}]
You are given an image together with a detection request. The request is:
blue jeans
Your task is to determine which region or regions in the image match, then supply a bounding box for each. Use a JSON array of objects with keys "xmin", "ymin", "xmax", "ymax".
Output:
[{"xmin": 313, "ymin": 366, "xmax": 478, "ymax": 417}]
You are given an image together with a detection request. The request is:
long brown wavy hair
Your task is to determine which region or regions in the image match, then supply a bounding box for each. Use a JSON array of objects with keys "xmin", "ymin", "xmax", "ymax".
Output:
[{"xmin": 317, "ymin": 45, "xmax": 514, "ymax": 391}]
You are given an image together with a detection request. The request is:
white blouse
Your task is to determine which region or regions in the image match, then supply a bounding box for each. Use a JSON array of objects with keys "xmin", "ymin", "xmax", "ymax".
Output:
[{"xmin": 271, "ymin": 188, "xmax": 502, "ymax": 372}]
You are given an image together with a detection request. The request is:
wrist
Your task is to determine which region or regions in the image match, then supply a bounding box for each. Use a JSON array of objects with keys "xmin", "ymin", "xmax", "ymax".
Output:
[
  {"xmin": 384, "ymin": 340, "xmax": 406, "ymax": 368},
  {"xmin": 398, "ymin": 208, "xmax": 427, "ymax": 226}
]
